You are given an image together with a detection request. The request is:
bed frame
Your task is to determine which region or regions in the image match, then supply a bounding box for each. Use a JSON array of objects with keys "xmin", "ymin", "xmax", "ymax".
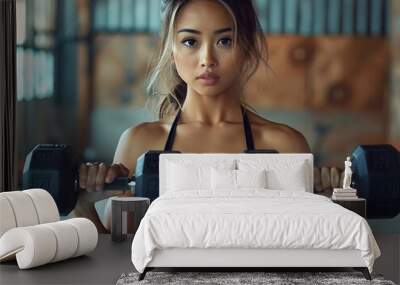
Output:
[
  {"xmin": 140, "ymin": 248, "xmax": 371, "ymax": 280},
  {"xmin": 138, "ymin": 154, "xmax": 372, "ymax": 281}
]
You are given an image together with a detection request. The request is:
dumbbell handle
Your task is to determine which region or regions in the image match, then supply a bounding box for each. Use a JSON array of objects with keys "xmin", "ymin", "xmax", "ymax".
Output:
[
  {"xmin": 77, "ymin": 177, "xmax": 134, "ymax": 191},
  {"xmin": 104, "ymin": 177, "xmax": 133, "ymax": 191}
]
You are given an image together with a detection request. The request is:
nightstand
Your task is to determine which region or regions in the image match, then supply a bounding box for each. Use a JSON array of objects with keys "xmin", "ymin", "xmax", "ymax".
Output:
[
  {"xmin": 111, "ymin": 197, "xmax": 150, "ymax": 242},
  {"xmin": 332, "ymin": 198, "xmax": 366, "ymax": 218}
]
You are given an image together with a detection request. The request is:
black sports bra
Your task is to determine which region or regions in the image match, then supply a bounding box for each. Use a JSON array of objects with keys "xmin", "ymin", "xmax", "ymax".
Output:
[{"xmin": 163, "ymin": 105, "xmax": 255, "ymax": 152}]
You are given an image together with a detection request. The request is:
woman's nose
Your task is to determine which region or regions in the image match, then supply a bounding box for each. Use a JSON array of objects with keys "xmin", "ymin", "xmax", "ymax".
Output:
[{"xmin": 200, "ymin": 46, "xmax": 217, "ymax": 68}]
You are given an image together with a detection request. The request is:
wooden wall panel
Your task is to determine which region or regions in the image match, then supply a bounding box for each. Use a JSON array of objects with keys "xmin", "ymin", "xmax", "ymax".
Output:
[
  {"xmin": 244, "ymin": 36, "xmax": 310, "ymax": 109},
  {"xmin": 245, "ymin": 35, "xmax": 389, "ymax": 113},
  {"xmin": 94, "ymin": 35, "xmax": 156, "ymax": 107},
  {"xmin": 309, "ymin": 37, "xmax": 389, "ymax": 112}
]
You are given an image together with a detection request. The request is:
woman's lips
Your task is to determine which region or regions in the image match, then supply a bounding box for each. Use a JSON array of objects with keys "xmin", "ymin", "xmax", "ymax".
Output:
[{"xmin": 197, "ymin": 74, "xmax": 220, "ymax": 85}]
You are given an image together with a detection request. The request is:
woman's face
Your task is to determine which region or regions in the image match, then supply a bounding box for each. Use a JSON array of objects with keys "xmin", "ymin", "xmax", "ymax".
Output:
[{"xmin": 172, "ymin": 0, "xmax": 245, "ymax": 97}]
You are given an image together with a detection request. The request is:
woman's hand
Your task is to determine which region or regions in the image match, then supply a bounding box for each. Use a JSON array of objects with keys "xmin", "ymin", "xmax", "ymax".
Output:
[
  {"xmin": 79, "ymin": 162, "xmax": 130, "ymax": 192},
  {"xmin": 74, "ymin": 162, "xmax": 131, "ymax": 233}
]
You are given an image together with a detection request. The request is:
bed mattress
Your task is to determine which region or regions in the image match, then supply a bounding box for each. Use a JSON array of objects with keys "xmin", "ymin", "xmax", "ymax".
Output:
[{"xmin": 131, "ymin": 189, "xmax": 380, "ymax": 273}]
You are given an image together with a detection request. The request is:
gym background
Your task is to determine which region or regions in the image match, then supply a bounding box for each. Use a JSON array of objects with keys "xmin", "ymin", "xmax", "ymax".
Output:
[
  {"xmin": 16, "ymin": 0, "xmax": 400, "ymax": 187},
  {"xmin": 6, "ymin": 1, "xmax": 400, "ymax": 283}
]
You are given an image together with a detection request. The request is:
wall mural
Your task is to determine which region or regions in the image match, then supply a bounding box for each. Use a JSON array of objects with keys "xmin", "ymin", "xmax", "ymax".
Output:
[
  {"xmin": 15, "ymin": 0, "xmax": 397, "ymax": 193},
  {"xmin": 93, "ymin": 35, "xmax": 390, "ymax": 170}
]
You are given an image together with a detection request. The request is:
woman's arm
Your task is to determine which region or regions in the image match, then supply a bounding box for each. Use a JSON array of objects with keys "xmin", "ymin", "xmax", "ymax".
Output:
[
  {"xmin": 97, "ymin": 122, "xmax": 166, "ymax": 231},
  {"xmin": 73, "ymin": 122, "xmax": 158, "ymax": 232},
  {"xmin": 258, "ymin": 123, "xmax": 346, "ymax": 193}
]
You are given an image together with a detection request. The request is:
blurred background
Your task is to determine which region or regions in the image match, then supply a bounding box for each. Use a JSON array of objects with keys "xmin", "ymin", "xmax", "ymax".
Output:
[{"xmin": 15, "ymin": 0, "xmax": 400, "ymax": 187}]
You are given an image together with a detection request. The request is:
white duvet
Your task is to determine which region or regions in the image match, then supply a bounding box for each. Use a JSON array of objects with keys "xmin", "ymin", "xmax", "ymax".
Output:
[{"xmin": 131, "ymin": 189, "xmax": 381, "ymax": 273}]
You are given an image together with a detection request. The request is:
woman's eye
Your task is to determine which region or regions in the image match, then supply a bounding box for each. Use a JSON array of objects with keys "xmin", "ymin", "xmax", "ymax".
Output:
[
  {"xmin": 181, "ymin": 38, "xmax": 197, "ymax": 47},
  {"xmin": 180, "ymin": 37, "xmax": 232, "ymax": 48},
  {"xmin": 217, "ymin": 37, "xmax": 232, "ymax": 47}
]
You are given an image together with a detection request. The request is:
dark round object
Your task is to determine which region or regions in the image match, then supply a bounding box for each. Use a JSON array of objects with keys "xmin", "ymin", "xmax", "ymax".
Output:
[
  {"xmin": 351, "ymin": 144, "xmax": 400, "ymax": 218},
  {"xmin": 135, "ymin": 150, "xmax": 180, "ymax": 202},
  {"xmin": 23, "ymin": 144, "xmax": 78, "ymax": 216},
  {"xmin": 22, "ymin": 144, "xmax": 131, "ymax": 216}
]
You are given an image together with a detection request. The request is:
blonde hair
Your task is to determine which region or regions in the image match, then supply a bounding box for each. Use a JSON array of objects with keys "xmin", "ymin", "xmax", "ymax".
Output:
[{"xmin": 146, "ymin": 0, "xmax": 269, "ymax": 120}]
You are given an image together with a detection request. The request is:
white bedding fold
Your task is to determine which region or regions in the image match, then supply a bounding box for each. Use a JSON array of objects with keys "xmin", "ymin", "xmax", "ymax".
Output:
[{"xmin": 131, "ymin": 190, "xmax": 380, "ymax": 273}]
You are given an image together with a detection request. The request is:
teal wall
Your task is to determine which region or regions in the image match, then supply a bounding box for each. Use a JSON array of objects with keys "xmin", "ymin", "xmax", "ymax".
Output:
[
  {"xmin": 253, "ymin": 0, "xmax": 389, "ymax": 36},
  {"xmin": 93, "ymin": 0, "xmax": 390, "ymax": 36}
]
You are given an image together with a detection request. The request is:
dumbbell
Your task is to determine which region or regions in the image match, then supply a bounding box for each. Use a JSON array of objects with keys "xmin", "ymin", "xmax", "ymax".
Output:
[{"xmin": 22, "ymin": 144, "xmax": 134, "ymax": 216}]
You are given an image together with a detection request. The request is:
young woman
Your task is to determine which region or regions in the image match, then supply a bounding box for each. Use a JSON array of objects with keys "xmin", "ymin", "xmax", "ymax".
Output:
[{"xmin": 76, "ymin": 0, "xmax": 310, "ymax": 232}]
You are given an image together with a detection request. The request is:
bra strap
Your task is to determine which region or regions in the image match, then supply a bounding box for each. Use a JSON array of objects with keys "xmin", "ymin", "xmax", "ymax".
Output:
[
  {"xmin": 163, "ymin": 109, "xmax": 181, "ymax": 151},
  {"xmin": 164, "ymin": 107, "xmax": 255, "ymax": 151},
  {"xmin": 242, "ymin": 106, "xmax": 255, "ymax": 151}
]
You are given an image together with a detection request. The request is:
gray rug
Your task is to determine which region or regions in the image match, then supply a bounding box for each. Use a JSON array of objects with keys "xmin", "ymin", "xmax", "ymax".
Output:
[{"xmin": 116, "ymin": 271, "xmax": 396, "ymax": 285}]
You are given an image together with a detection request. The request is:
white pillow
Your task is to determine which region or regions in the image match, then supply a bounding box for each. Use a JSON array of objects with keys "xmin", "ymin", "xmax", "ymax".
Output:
[
  {"xmin": 238, "ymin": 159, "xmax": 307, "ymax": 191},
  {"xmin": 211, "ymin": 168, "xmax": 267, "ymax": 190},
  {"xmin": 236, "ymin": 169, "xmax": 267, "ymax": 188},
  {"xmin": 167, "ymin": 162, "xmax": 209, "ymax": 191},
  {"xmin": 167, "ymin": 160, "xmax": 236, "ymax": 192},
  {"xmin": 269, "ymin": 163, "xmax": 307, "ymax": 191},
  {"xmin": 211, "ymin": 168, "xmax": 236, "ymax": 190}
]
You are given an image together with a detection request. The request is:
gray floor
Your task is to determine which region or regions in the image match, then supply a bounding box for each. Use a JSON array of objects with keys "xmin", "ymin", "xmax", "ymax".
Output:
[
  {"xmin": 1, "ymin": 233, "xmax": 398, "ymax": 285},
  {"xmin": 0, "ymin": 234, "xmax": 135, "ymax": 285}
]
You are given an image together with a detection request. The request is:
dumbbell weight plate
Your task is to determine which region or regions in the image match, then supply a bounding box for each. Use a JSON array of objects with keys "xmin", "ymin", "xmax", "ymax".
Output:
[{"xmin": 23, "ymin": 144, "xmax": 133, "ymax": 216}]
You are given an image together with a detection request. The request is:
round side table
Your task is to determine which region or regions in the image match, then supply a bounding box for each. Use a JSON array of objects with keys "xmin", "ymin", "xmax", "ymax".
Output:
[{"xmin": 111, "ymin": 197, "xmax": 150, "ymax": 242}]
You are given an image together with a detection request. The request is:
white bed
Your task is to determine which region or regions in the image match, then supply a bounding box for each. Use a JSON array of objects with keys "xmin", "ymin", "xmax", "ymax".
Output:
[{"xmin": 130, "ymin": 153, "xmax": 381, "ymax": 280}]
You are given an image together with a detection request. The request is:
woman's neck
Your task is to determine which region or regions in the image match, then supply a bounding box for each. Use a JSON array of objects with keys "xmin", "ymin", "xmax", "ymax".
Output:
[{"xmin": 180, "ymin": 87, "xmax": 244, "ymax": 126}]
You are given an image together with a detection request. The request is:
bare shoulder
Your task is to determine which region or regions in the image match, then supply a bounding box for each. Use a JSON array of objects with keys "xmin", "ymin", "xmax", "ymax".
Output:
[
  {"xmin": 124, "ymin": 121, "xmax": 167, "ymax": 146},
  {"xmin": 246, "ymin": 110, "xmax": 310, "ymax": 153},
  {"xmin": 113, "ymin": 121, "xmax": 169, "ymax": 175}
]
